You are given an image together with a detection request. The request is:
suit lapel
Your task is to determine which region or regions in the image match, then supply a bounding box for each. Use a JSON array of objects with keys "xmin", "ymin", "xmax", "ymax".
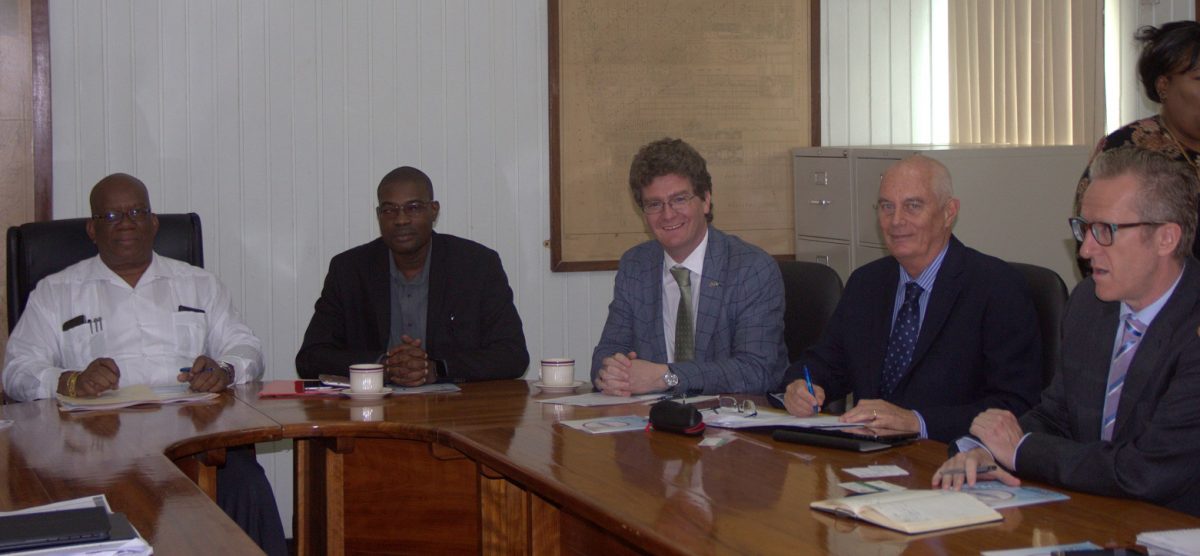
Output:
[
  {"xmin": 425, "ymin": 233, "xmax": 447, "ymax": 349},
  {"xmin": 864, "ymin": 262, "xmax": 900, "ymax": 398},
  {"xmin": 1079, "ymin": 301, "xmax": 1120, "ymax": 441},
  {"xmin": 647, "ymin": 249, "xmax": 668, "ymax": 363},
  {"xmin": 694, "ymin": 228, "xmax": 724, "ymax": 360},
  {"xmin": 1113, "ymin": 262, "xmax": 1200, "ymax": 440},
  {"xmin": 369, "ymin": 239, "xmax": 393, "ymax": 348},
  {"xmin": 906, "ymin": 238, "xmax": 966, "ymax": 375}
]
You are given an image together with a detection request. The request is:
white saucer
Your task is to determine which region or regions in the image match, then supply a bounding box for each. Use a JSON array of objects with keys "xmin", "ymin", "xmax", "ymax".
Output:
[
  {"xmin": 533, "ymin": 380, "xmax": 585, "ymax": 391},
  {"xmin": 344, "ymin": 387, "xmax": 392, "ymax": 400}
]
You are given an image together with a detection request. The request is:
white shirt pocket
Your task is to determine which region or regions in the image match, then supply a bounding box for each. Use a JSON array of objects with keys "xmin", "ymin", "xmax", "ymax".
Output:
[{"xmin": 172, "ymin": 311, "xmax": 209, "ymax": 357}]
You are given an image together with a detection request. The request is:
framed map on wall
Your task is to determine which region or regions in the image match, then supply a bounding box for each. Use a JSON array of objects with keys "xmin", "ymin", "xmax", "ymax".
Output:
[{"xmin": 549, "ymin": 0, "xmax": 819, "ymax": 271}]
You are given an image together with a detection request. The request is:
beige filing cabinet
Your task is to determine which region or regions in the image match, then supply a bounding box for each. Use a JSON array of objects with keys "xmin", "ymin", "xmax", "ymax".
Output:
[{"xmin": 793, "ymin": 145, "xmax": 1092, "ymax": 288}]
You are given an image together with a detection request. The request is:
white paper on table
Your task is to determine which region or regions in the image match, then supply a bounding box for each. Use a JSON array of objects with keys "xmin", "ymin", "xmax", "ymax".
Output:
[
  {"xmin": 838, "ymin": 480, "xmax": 908, "ymax": 494},
  {"xmin": 702, "ymin": 408, "xmax": 854, "ymax": 430},
  {"xmin": 390, "ymin": 383, "xmax": 461, "ymax": 395},
  {"xmin": 0, "ymin": 495, "xmax": 153, "ymax": 556},
  {"xmin": 843, "ymin": 465, "xmax": 910, "ymax": 478}
]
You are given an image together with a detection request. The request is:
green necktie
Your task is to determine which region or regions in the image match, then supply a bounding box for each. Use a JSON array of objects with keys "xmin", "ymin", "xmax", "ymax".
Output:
[{"xmin": 670, "ymin": 266, "xmax": 694, "ymax": 362}]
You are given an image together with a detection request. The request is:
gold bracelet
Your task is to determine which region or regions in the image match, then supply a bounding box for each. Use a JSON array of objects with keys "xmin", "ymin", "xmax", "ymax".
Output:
[{"xmin": 66, "ymin": 372, "xmax": 80, "ymax": 398}]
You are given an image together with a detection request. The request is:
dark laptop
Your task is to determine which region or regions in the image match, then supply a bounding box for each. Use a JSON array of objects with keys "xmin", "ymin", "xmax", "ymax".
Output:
[
  {"xmin": 0, "ymin": 506, "xmax": 111, "ymax": 553},
  {"xmin": 772, "ymin": 425, "xmax": 918, "ymax": 453}
]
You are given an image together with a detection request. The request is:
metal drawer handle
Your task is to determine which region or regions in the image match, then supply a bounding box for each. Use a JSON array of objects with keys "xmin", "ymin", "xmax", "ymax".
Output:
[{"xmin": 809, "ymin": 200, "xmax": 832, "ymax": 206}]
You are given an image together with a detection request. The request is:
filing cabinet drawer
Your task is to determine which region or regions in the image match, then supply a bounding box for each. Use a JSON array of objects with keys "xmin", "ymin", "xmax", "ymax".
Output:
[
  {"xmin": 855, "ymin": 157, "xmax": 897, "ymax": 247},
  {"xmin": 795, "ymin": 238, "xmax": 851, "ymax": 282},
  {"xmin": 794, "ymin": 156, "xmax": 852, "ymax": 240}
]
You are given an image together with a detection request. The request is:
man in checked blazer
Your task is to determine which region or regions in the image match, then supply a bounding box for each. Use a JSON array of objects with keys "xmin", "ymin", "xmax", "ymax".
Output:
[
  {"xmin": 936, "ymin": 148, "xmax": 1200, "ymax": 517},
  {"xmin": 591, "ymin": 138, "xmax": 788, "ymax": 395}
]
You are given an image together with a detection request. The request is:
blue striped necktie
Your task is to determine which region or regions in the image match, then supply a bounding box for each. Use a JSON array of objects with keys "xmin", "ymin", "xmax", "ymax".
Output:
[{"xmin": 1101, "ymin": 316, "xmax": 1146, "ymax": 441}]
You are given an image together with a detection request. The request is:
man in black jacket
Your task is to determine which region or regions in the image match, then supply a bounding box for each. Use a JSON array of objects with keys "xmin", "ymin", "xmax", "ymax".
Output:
[{"xmin": 296, "ymin": 166, "xmax": 529, "ymax": 384}]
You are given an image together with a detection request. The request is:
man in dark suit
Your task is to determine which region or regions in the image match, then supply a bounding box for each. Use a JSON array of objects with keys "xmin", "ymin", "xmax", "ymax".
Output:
[
  {"xmin": 592, "ymin": 138, "xmax": 788, "ymax": 395},
  {"xmin": 781, "ymin": 155, "xmax": 1042, "ymax": 442},
  {"xmin": 296, "ymin": 166, "xmax": 529, "ymax": 383},
  {"xmin": 935, "ymin": 148, "xmax": 1200, "ymax": 517}
]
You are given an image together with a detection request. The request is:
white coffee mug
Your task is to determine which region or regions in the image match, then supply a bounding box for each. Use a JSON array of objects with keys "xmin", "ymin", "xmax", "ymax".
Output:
[
  {"xmin": 349, "ymin": 363, "xmax": 385, "ymax": 393},
  {"xmin": 540, "ymin": 358, "xmax": 575, "ymax": 386}
]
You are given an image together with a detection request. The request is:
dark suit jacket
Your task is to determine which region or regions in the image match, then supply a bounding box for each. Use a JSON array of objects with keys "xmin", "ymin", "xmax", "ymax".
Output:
[
  {"xmin": 782, "ymin": 236, "xmax": 1042, "ymax": 442},
  {"xmin": 1016, "ymin": 259, "xmax": 1200, "ymax": 517},
  {"xmin": 591, "ymin": 227, "xmax": 788, "ymax": 394},
  {"xmin": 295, "ymin": 233, "xmax": 529, "ymax": 381}
]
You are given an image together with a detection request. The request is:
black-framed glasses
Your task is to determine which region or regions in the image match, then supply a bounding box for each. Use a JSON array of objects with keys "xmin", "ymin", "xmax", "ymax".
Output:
[
  {"xmin": 1069, "ymin": 217, "xmax": 1164, "ymax": 246},
  {"xmin": 91, "ymin": 207, "xmax": 152, "ymax": 224},
  {"xmin": 641, "ymin": 193, "xmax": 697, "ymax": 214},
  {"xmin": 377, "ymin": 201, "xmax": 433, "ymax": 218},
  {"xmin": 713, "ymin": 396, "xmax": 757, "ymax": 417}
]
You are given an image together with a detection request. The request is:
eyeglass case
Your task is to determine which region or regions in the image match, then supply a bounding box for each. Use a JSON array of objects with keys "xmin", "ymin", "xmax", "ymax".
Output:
[{"xmin": 648, "ymin": 399, "xmax": 706, "ymax": 436}]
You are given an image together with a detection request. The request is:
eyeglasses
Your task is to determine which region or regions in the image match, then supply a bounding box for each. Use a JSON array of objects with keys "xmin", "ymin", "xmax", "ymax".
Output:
[
  {"xmin": 377, "ymin": 201, "xmax": 433, "ymax": 218},
  {"xmin": 1069, "ymin": 217, "xmax": 1164, "ymax": 246},
  {"xmin": 91, "ymin": 208, "xmax": 152, "ymax": 224},
  {"xmin": 875, "ymin": 199, "xmax": 927, "ymax": 217},
  {"xmin": 641, "ymin": 193, "xmax": 697, "ymax": 214},
  {"xmin": 713, "ymin": 396, "xmax": 757, "ymax": 417}
]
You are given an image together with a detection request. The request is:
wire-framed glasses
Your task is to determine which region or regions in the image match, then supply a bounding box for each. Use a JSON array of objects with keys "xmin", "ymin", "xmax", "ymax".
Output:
[{"xmin": 713, "ymin": 396, "xmax": 757, "ymax": 417}]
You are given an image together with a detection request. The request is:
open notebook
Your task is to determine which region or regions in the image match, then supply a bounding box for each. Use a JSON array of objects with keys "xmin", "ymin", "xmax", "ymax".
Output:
[{"xmin": 811, "ymin": 489, "xmax": 1002, "ymax": 534}]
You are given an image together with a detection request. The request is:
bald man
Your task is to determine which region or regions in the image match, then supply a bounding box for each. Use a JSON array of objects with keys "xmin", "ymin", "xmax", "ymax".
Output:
[
  {"xmin": 780, "ymin": 156, "xmax": 1043, "ymax": 442},
  {"xmin": 2, "ymin": 173, "xmax": 285, "ymax": 555}
]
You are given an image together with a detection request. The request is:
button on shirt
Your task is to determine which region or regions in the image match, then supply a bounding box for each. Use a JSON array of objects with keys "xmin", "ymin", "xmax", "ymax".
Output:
[
  {"xmin": 662, "ymin": 231, "xmax": 708, "ymax": 363},
  {"xmin": 2, "ymin": 254, "xmax": 264, "ymax": 402},
  {"xmin": 388, "ymin": 246, "xmax": 431, "ymax": 349}
]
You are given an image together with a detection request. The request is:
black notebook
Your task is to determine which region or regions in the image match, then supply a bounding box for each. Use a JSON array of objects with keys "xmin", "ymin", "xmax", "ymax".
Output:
[
  {"xmin": 0, "ymin": 506, "xmax": 111, "ymax": 553},
  {"xmin": 773, "ymin": 426, "xmax": 917, "ymax": 453}
]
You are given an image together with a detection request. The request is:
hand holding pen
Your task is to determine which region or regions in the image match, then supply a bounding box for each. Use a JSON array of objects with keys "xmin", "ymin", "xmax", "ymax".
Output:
[{"xmin": 783, "ymin": 371, "xmax": 826, "ymax": 417}]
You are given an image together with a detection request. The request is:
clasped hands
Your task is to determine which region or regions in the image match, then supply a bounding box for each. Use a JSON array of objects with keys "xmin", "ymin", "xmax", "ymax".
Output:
[
  {"xmin": 60, "ymin": 355, "xmax": 232, "ymax": 398},
  {"xmin": 781, "ymin": 378, "xmax": 921, "ymax": 433},
  {"xmin": 382, "ymin": 335, "xmax": 436, "ymax": 387},
  {"xmin": 594, "ymin": 352, "xmax": 669, "ymax": 396}
]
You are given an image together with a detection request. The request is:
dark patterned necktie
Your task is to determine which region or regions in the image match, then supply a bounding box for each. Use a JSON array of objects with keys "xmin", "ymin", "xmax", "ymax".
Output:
[
  {"xmin": 670, "ymin": 266, "xmax": 694, "ymax": 362},
  {"xmin": 880, "ymin": 282, "xmax": 923, "ymax": 396}
]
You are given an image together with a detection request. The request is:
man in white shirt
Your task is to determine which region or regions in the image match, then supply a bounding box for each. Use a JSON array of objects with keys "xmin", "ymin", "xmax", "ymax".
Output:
[
  {"xmin": 3, "ymin": 175, "xmax": 262, "ymax": 401},
  {"xmin": 1, "ymin": 173, "xmax": 285, "ymax": 554}
]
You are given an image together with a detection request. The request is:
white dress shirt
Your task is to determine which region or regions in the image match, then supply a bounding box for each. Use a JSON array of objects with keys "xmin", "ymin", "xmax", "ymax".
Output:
[{"xmin": 3, "ymin": 253, "xmax": 263, "ymax": 401}]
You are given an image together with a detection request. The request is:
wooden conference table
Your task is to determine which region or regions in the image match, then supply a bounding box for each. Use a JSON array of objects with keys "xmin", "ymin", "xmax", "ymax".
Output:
[{"xmin": 3, "ymin": 381, "xmax": 1198, "ymax": 555}]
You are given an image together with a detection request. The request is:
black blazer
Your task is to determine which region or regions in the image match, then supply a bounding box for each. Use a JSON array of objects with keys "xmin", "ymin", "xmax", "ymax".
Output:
[
  {"xmin": 1017, "ymin": 259, "xmax": 1200, "ymax": 517},
  {"xmin": 295, "ymin": 232, "xmax": 529, "ymax": 381},
  {"xmin": 783, "ymin": 236, "xmax": 1042, "ymax": 442}
]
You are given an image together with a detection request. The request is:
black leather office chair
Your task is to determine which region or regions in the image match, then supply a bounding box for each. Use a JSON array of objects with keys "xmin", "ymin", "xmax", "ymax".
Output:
[
  {"xmin": 1009, "ymin": 262, "xmax": 1068, "ymax": 389},
  {"xmin": 6, "ymin": 213, "xmax": 204, "ymax": 332},
  {"xmin": 778, "ymin": 261, "xmax": 844, "ymax": 364}
]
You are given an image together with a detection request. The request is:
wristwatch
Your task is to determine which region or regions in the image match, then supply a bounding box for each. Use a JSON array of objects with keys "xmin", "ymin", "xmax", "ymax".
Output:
[
  {"xmin": 662, "ymin": 370, "xmax": 680, "ymax": 389},
  {"xmin": 217, "ymin": 361, "xmax": 236, "ymax": 384}
]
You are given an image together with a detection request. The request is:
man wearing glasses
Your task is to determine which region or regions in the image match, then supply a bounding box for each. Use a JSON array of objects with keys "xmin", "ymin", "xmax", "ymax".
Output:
[
  {"xmin": 780, "ymin": 155, "xmax": 1042, "ymax": 442},
  {"xmin": 1, "ymin": 173, "xmax": 286, "ymax": 554},
  {"xmin": 934, "ymin": 148, "xmax": 1200, "ymax": 517},
  {"xmin": 296, "ymin": 166, "xmax": 528, "ymax": 384},
  {"xmin": 592, "ymin": 138, "xmax": 788, "ymax": 395}
]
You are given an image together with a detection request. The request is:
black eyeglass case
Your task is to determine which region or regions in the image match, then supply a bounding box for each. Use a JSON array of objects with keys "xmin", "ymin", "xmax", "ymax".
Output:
[{"xmin": 648, "ymin": 399, "xmax": 706, "ymax": 436}]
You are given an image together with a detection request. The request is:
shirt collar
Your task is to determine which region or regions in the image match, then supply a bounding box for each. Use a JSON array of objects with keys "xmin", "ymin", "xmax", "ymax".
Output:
[
  {"xmin": 662, "ymin": 227, "xmax": 709, "ymax": 278},
  {"xmin": 1121, "ymin": 262, "xmax": 1186, "ymax": 326},
  {"xmin": 898, "ymin": 241, "xmax": 950, "ymax": 291}
]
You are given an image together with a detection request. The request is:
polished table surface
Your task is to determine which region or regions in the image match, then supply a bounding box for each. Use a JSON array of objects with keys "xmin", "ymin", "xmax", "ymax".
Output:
[{"xmin": 3, "ymin": 380, "xmax": 1198, "ymax": 555}]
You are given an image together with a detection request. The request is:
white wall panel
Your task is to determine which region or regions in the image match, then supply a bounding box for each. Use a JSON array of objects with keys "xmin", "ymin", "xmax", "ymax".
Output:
[
  {"xmin": 49, "ymin": 0, "xmax": 614, "ymax": 536},
  {"xmin": 1111, "ymin": 0, "xmax": 1196, "ymax": 129}
]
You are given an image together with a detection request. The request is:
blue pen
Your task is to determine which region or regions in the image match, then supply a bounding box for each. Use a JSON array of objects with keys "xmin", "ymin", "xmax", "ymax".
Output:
[{"xmin": 803, "ymin": 365, "xmax": 820, "ymax": 414}]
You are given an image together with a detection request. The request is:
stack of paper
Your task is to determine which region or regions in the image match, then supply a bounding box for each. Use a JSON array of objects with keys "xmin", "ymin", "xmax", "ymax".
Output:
[
  {"xmin": 57, "ymin": 384, "xmax": 218, "ymax": 412},
  {"xmin": 1137, "ymin": 528, "xmax": 1200, "ymax": 555},
  {"xmin": 0, "ymin": 494, "xmax": 152, "ymax": 555}
]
